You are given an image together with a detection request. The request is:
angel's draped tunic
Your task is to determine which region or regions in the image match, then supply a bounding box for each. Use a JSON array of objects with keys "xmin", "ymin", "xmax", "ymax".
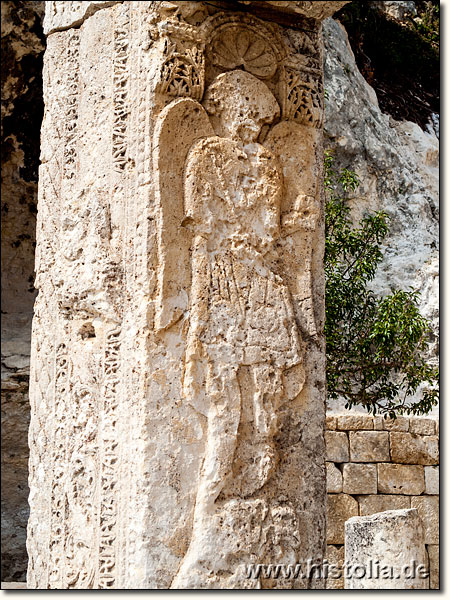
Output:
[{"xmin": 183, "ymin": 136, "xmax": 302, "ymax": 420}]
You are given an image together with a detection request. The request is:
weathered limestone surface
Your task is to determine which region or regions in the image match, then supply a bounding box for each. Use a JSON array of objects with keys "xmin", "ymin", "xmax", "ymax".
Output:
[
  {"xmin": 326, "ymin": 462, "xmax": 342, "ymax": 493},
  {"xmin": 345, "ymin": 509, "xmax": 429, "ymax": 589},
  {"xmin": 349, "ymin": 431, "xmax": 390, "ymax": 462},
  {"xmin": 374, "ymin": 416, "xmax": 409, "ymax": 432},
  {"xmin": 325, "ymin": 431, "xmax": 349, "ymax": 463},
  {"xmin": 411, "ymin": 496, "xmax": 439, "ymax": 544},
  {"xmin": 427, "ymin": 544, "xmax": 439, "ymax": 589},
  {"xmin": 325, "ymin": 415, "xmax": 336, "ymax": 430},
  {"xmin": 42, "ymin": 1, "xmax": 350, "ymax": 35},
  {"xmin": 27, "ymin": 0, "xmax": 341, "ymax": 589},
  {"xmin": 236, "ymin": 1, "xmax": 350, "ymax": 20},
  {"xmin": 326, "ymin": 494, "xmax": 358, "ymax": 545},
  {"xmin": 409, "ymin": 417, "xmax": 436, "ymax": 436},
  {"xmin": 325, "ymin": 544, "xmax": 344, "ymax": 589},
  {"xmin": 337, "ymin": 415, "xmax": 373, "ymax": 431},
  {"xmin": 358, "ymin": 494, "xmax": 411, "ymax": 516},
  {"xmin": 325, "ymin": 415, "xmax": 439, "ymax": 587},
  {"xmin": 390, "ymin": 432, "xmax": 439, "ymax": 465},
  {"xmin": 342, "ymin": 463, "xmax": 377, "ymax": 495},
  {"xmin": 377, "ymin": 463, "xmax": 424, "ymax": 495},
  {"xmin": 43, "ymin": 1, "xmax": 122, "ymax": 34},
  {"xmin": 424, "ymin": 466, "xmax": 439, "ymax": 495}
]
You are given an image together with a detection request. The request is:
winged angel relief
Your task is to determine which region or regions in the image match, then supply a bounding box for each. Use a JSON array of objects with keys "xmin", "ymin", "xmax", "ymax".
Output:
[{"xmin": 154, "ymin": 69, "xmax": 306, "ymax": 586}]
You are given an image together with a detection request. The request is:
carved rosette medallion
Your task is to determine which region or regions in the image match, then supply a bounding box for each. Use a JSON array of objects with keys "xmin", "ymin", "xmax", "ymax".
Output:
[{"xmin": 208, "ymin": 24, "xmax": 279, "ymax": 79}]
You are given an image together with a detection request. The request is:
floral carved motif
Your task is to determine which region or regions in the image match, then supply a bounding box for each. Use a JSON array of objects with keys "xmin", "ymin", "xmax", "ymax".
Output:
[
  {"xmin": 281, "ymin": 66, "xmax": 323, "ymax": 128},
  {"xmin": 154, "ymin": 21, "xmax": 205, "ymax": 101}
]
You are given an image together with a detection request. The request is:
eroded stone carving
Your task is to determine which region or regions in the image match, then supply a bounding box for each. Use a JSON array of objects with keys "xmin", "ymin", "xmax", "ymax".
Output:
[
  {"xmin": 281, "ymin": 65, "xmax": 324, "ymax": 128},
  {"xmin": 153, "ymin": 20, "xmax": 205, "ymax": 102},
  {"xmin": 154, "ymin": 70, "xmax": 307, "ymax": 588},
  {"xmin": 97, "ymin": 325, "xmax": 121, "ymax": 589},
  {"xmin": 28, "ymin": 0, "xmax": 335, "ymax": 589},
  {"xmin": 112, "ymin": 3, "xmax": 130, "ymax": 172},
  {"xmin": 208, "ymin": 21, "xmax": 279, "ymax": 78}
]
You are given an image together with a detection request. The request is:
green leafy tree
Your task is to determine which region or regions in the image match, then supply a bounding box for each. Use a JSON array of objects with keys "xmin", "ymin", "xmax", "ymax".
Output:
[{"xmin": 324, "ymin": 151, "xmax": 438, "ymax": 418}]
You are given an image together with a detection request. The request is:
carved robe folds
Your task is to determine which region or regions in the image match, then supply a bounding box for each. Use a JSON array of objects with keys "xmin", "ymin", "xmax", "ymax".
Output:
[{"xmin": 28, "ymin": 0, "xmax": 347, "ymax": 589}]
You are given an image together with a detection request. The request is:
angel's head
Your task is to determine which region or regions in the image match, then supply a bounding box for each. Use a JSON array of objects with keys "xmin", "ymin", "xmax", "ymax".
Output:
[{"xmin": 203, "ymin": 70, "xmax": 280, "ymax": 143}]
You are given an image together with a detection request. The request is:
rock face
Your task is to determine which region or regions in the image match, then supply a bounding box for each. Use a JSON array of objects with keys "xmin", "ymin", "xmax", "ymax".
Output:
[
  {"xmin": 26, "ymin": 1, "xmax": 341, "ymax": 589},
  {"xmin": 371, "ymin": 1, "xmax": 417, "ymax": 21},
  {"xmin": 1, "ymin": 0, "xmax": 45, "ymax": 582},
  {"xmin": 345, "ymin": 509, "xmax": 429, "ymax": 589},
  {"xmin": 323, "ymin": 17, "xmax": 439, "ymax": 414}
]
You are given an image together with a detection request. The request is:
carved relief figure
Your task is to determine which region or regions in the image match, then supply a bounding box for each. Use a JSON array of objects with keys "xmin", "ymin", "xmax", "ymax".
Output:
[{"xmin": 155, "ymin": 70, "xmax": 305, "ymax": 587}]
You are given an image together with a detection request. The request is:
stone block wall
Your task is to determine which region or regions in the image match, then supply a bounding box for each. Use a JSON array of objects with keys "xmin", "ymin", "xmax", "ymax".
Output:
[{"xmin": 325, "ymin": 414, "xmax": 439, "ymax": 589}]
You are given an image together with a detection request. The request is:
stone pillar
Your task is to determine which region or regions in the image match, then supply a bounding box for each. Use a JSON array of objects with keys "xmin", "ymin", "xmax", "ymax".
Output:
[
  {"xmin": 345, "ymin": 509, "xmax": 429, "ymax": 589},
  {"xmin": 27, "ymin": 1, "xmax": 347, "ymax": 589}
]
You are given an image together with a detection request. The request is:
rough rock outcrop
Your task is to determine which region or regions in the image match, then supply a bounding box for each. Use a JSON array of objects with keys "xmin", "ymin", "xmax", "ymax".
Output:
[{"xmin": 323, "ymin": 17, "xmax": 439, "ymax": 414}]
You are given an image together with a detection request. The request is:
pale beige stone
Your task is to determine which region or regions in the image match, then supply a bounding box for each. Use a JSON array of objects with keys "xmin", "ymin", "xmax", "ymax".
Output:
[
  {"xmin": 326, "ymin": 431, "xmax": 349, "ymax": 463},
  {"xmin": 436, "ymin": 420, "xmax": 439, "ymax": 435},
  {"xmin": 326, "ymin": 462, "xmax": 343, "ymax": 493},
  {"xmin": 326, "ymin": 415, "xmax": 337, "ymax": 430},
  {"xmin": 411, "ymin": 496, "xmax": 439, "ymax": 544},
  {"xmin": 358, "ymin": 494, "xmax": 411, "ymax": 516},
  {"xmin": 342, "ymin": 463, "xmax": 377, "ymax": 495},
  {"xmin": 237, "ymin": 1, "xmax": 350, "ymax": 19},
  {"xmin": 379, "ymin": 416, "xmax": 409, "ymax": 432},
  {"xmin": 325, "ymin": 545, "xmax": 344, "ymax": 589},
  {"xmin": 424, "ymin": 466, "xmax": 439, "ymax": 495},
  {"xmin": 337, "ymin": 415, "xmax": 374, "ymax": 431},
  {"xmin": 390, "ymin": 432, "xmax": 439, "ymax": 465},
  {"xmin": 345, "ymin": 509, "xmax": 429, "ymax": 589},
  {"xmin": 373, "ymin": 415, "xmax": 383, "ymax": 430},
  {"xmin": 43, "ymin": 1, "xmax": 122, "ymax": 34},
  {"xmin": 409, "ymin": 417, "xmax": 436, "ymax": 436},
  {"xmin": 377, "ymin": 463, "xmax": 425, "ymax": 495},
  {"xmin": 349, "ymin": 431, "xmax": 390, "ymax": 462},
  {"xmin": 427, "ymin": 544, "xmax": 439, "ymax": 589},
  {"xmin": 0, "ymin": 582, "xmax": 27, "ymax": 589},
  {"xmin": 28, "ymin": 0, "xmax": 341, "ymax": 590},
  {"xmin": 327, "ymin": 494, "xmax": 359, "ymax": 545}
]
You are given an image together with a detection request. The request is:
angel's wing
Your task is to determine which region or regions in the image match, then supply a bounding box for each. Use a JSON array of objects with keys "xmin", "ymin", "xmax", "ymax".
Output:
[
  {"xmin": 153, "ymin": 98, "xmax": 214, "ymax": 331},
  {"xmin": 264, "ymin": 121, "xmax": 322, "ymax": 337}
]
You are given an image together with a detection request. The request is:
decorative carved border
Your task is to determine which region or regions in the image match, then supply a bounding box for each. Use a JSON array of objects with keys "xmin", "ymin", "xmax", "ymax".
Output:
[
  {"xmin": 63, "ymin": 31, "xmax": 80, "ymax": 180},
  {"xmin": 112, "ymin": 3, "xmax": 131, "ymax": 171},
  {"xmin": 97, "ymin": 326, "xmax": 121, "ymax": 588}
]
